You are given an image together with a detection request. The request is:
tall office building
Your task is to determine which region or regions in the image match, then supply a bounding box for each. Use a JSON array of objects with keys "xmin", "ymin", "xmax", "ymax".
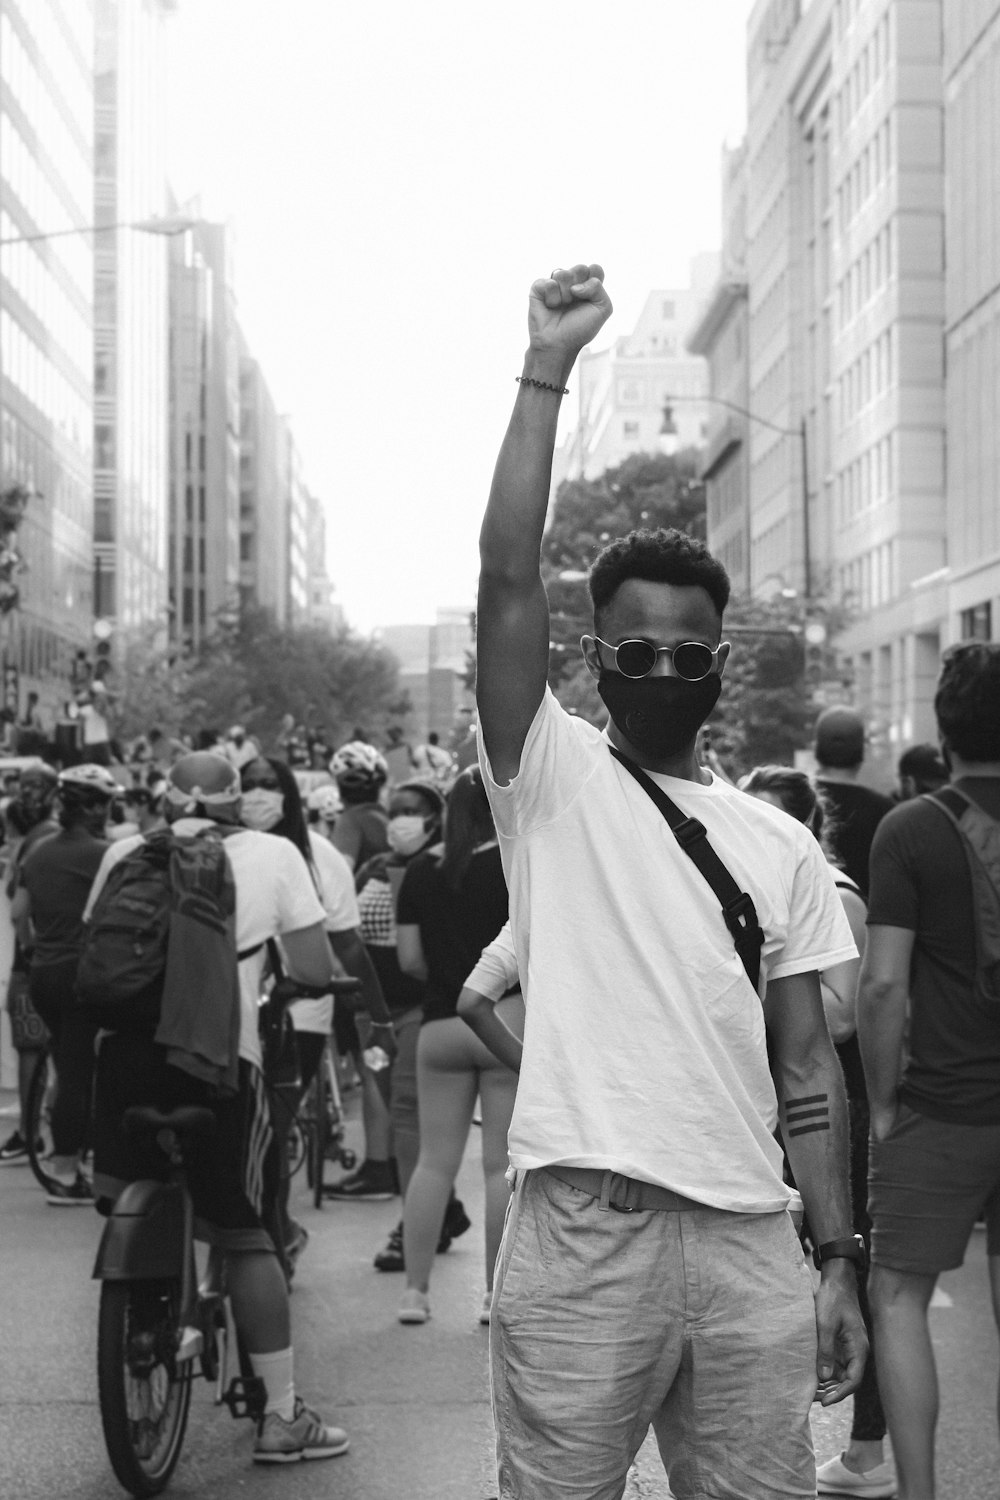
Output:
[
  {"xmin": 700, "ymin": 0, "xmax": 948, "ymax": 768},
  {"xmin": 284, "ymin": 420, "xmax": 310, "ymax": 626},
  {"xmin": 0, "ymin": 0, "xmax": 95, "ymax": 709},
  {"xmin": 93, "ymin": 0, "xmax": 173, "ymax": 636},
  {"xmin": 381, "ymin": 606, "xmax": 475, "ymax": 743},
  {"xmin": 687, "ymin": 144, "xmax": 751, "ymax": 594},
  {"xmin": 168, "ymin": 219, "xmax": 240, "ymax": 652},
  {"xmin": 304, "ymin": 489, "xmax": 342, "ymax": 633},
  {"xmin": 552, "ymin": 258, "xmax": 717, "ymax": 493},
  {"xmin": 238, "ymin": 344, "xmax": 288, "ymax": 623},
  {"xmin": 942, "ymin": 2, "xmax": 1000, "ymax": 650}
]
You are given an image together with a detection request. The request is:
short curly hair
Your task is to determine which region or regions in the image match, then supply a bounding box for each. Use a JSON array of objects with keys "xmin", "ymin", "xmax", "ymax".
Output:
[
  {"xmin": 935, "ymin": 642, "xmax": 1000, "ymax": 762},
  {"xmin": 588, "ymin": 528, "xmax": 730, "ymax": 622}
]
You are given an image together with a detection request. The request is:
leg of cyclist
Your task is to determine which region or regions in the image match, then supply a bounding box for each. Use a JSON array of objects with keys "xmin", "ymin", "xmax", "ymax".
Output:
[{"xmin": 29, "ymin": 957, "xmax": 96, "ymax": 1201}]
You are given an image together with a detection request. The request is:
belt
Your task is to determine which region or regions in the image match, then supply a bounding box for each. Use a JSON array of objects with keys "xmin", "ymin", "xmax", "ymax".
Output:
[{"xmin": 543, "ymin": 1165, "xmax": 707, "ymax": 1214}]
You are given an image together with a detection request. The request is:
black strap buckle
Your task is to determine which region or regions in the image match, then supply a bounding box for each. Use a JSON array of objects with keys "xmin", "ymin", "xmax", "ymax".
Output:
[
  {"xmin": 723, "ymin": 891, "xmax": 758, "ymax": 936},
  {"xmin": 672, "ymin": 815, "xmax": 707, "ymax": 851}
]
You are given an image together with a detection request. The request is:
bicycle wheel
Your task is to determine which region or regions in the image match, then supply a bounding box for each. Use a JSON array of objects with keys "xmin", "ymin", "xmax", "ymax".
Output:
[
  {"xmin": 310, "ymin": 1060, "xmax": 330, "ymax": 1209},
  {"xmin": 97, "ymin": 1279, "xmax": 193, "ymax": 1497},
  {"xmin": 26, "ymin": 1047, "xmax": 58, "ymax": 1192}
]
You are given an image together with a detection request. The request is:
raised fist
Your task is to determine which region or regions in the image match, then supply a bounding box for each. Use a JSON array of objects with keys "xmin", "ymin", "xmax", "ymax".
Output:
[{"xmin": 527, "ymin": 264, "xmax": 612, "ymax": 358}]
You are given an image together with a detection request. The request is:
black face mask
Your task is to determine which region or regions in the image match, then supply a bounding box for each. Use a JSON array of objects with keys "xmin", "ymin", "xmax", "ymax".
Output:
[{"xmin": 598, "ymin": 671, "xmax": 722, "ymax": 760}]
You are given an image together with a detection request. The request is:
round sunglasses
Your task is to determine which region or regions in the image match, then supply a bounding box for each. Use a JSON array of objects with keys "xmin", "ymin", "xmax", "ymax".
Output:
[{"xmin": 592, "ymin": 635, "xmax": 725, "ymax": 681}]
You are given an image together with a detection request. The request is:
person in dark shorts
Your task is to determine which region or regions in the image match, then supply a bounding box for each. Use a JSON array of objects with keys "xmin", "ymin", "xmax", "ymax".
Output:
[
  {"xmin": 813, "ymin": 707, "xmax": 894, "ymax": 899},
  {"xmin": 13, "ymin": 763, "xmax": 116, "ymax": 1201},
  {"xmin": 88, "ymin": 752, "xmax": 353, "ymax": 1465},
  {"xmin": 858, "ymin": 641, "xmax": 1000, "ymax": 1500}
]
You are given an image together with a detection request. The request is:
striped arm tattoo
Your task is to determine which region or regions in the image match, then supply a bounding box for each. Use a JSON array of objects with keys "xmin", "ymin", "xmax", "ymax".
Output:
[{"xmin": 785, "ymin": 1092, "xmax": 830, "ymax": 1138}]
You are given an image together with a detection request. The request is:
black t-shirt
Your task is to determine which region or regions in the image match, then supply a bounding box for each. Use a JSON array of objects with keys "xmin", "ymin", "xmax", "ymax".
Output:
[
  {"xmin": 20, "ymin": 826, "xmax": 109, "ymax": 968},
  {"xmin": 867, "ymin": 777, "xmax": 1000, "ymax": 1124},
  {"xmin": 816, "ymin": 779, "xmax": 894, "ymax": 898},
  {"xmin": 396, "ymin": 843, "xmax": 508, "ymax": 1023}
]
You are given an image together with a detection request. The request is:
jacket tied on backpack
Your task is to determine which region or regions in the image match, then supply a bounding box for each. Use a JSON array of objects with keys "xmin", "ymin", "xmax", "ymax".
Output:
[{"xmin": 77, "ymin": 825, "xmax": 242, "ymax": 1095}]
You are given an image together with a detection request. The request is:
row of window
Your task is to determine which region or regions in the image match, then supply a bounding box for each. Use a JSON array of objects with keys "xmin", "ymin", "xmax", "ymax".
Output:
[
  {"xmin": 1, "ymin": 10, "xmax": 92, "ymax": 194},
  {"xmin": 8, "ymin": 0, "xmax": 93, "ymax": 140},
  {"xmin": 961, "ymin": 601, "xmax": 992, "ymax": 641},
  {"xmin": 0, "ymin": 409, "xmax": 91, "ymax": 536},
  {"xmin": 839, "ymin": 329, "xmax": 895, "ymax": 425},
  {"xmin": 837, "ymin": 117, "xmax": 892, "ymax": 234},
  {"xmin": 833, "ymin": 13, "xmax": 892, "ymax": 134},
  {"xmin": 0, "ymin": 213, "xmax": 92, "ymax": 378},
  {"xmin": 0, "ymin": 308, "xmax": 92, "ymax": 454},
  {"xmin": 837, "ymin": 435, "xmax": 895, "ymax": 523},
  {"xmin": 838, "ymin": 222, "xmax": 893, "ymax": 329},
  {"xmin": 839, "ymin": 542, "xmax": 896, "ymax": 614},
  {"xmin": 0, "ymin": 109, "xmax": 91, "ymax": 300}
]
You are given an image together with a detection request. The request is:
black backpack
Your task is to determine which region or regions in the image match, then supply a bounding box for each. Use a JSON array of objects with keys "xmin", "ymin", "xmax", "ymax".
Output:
[
  {"xmin": 925, "ymin": 786, "xmax": 1000, "ymax": 1006},
  {"xmin": 76, "ymin": 827, "xmax": 236, "ymax": 1030}
]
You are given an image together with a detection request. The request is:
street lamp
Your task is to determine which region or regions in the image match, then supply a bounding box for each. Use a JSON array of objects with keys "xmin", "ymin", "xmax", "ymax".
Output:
[
  {"xmin": 663, "ymin": 392, "xmax": 812, "ymax": 603},
  {"xmin": 0, "ymin": 211, "xmax": 198, "ymax": 247}
]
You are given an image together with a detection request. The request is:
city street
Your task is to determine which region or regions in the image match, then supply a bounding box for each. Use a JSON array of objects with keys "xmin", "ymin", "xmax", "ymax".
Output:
[{"xmin": 1, "ymin": 1086, "xmax": 997, "ymax": 1500}]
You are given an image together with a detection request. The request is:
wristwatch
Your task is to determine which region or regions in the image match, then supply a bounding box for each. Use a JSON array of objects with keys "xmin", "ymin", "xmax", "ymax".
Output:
[{"xmin": 813, "ymin": 1234, "xmax": 867, "ymax": 1272}]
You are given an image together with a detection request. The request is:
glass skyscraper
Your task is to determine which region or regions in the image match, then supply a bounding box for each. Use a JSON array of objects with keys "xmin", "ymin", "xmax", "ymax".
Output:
[{"xmin": 0, "ymin": 0, "xmax": 95, "ymax": 709}]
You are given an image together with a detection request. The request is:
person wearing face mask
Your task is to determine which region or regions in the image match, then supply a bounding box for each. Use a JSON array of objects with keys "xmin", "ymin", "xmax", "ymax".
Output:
[
  {"xmin": 355, "ymin": 781, "xmax": 472, "ymax": 1271},
  {"xmin": 239, "ymin": 755, "xmax": 394, "ymax": 1259},
  {"xmin": 472, "ymin": 264, "xmax": 867, "ymax": 1498}
]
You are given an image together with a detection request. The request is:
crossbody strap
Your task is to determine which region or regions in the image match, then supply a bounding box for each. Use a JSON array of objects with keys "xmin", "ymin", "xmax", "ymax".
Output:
[{"xmin": 609, "ymin": 746, "xmax": 765, "ymax": 990}]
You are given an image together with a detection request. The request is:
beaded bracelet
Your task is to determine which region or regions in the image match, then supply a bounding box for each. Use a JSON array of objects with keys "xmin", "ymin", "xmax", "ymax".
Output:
[{"xmin": 516, "ymin": 375, "xmax": 569, "ymax": 396}]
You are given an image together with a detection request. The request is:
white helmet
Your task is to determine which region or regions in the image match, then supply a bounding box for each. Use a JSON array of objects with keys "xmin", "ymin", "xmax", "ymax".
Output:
[
  {"xmin": 307, "ymin": 785, "xmax": 341, "ymax": 820},
  {"xmin": 329, "ymin": 741, "xmax": 388, "ymax": 790},
  {"xmin": 57, "ymin": 763, "xmax": 119, "ymax": 798}
]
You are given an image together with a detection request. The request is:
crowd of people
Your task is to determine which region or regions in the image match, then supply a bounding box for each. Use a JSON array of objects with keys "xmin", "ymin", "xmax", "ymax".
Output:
[{"xmin": 1, "ymin": 262, "xmax": 997, "ymax": 1500}]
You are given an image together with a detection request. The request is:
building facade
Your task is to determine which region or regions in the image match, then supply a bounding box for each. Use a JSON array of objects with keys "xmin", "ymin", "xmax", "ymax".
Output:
[
  {"xmin": 0, "ymin": 0, "xmax": 95, "ymax": 712},
  {"xmin": 687, "ymin": 144, "xmax": 751, "ymax": 594},
  {"xmin": 304, "ymin": 490, "xmax": 342, "ymax": 633},
  {"xmin": 700, "ymin": 0, "xmax": 950, "ymax": 775},
  {"xmin": 942, "ymin": 0, "xmax": 1000, "ymax": 651},
  {"xmin": 552, "ymin": 257, "xmax": 717, "ymax": 492},
  {"xmin": 382, "ymin": 606, "xmax": 474, "ymax": 744},
  {"xmin": 167, "ymin": 218, "xmax": 240, "ymax": 652},
  {"xmin": 93, "ymin": 0, "xmax": 172, "ymax": 638},
  {"xmin": 238, "ymin": 344, "xmax": 288, "ymax": 623}
]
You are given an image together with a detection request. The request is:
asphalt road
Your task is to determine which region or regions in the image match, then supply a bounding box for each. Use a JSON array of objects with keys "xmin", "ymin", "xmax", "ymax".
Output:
[{"xmin": 0, "ymin": 1088, "xmax": 997, "ymax": 1499}]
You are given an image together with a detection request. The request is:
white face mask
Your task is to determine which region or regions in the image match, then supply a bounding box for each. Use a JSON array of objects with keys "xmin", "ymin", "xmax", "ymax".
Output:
[
  {"xmin": 387, "ymin": 813, "xmax": 432, "ymax": 857},
  {"xmin": 241, "ymin": 787, "xmax": 284, "ymax": 832}
]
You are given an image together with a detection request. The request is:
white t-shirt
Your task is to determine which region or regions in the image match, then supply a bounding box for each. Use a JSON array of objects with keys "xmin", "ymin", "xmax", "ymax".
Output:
[
  {"xmin": 286, "ymin": 831, "xmax": 360, "ymax": 1034},
  {"xmin": 85, "ymin": 820, "xmax": 326, "ymax": 1070},
  {"xmin": 480, "ymin": 689, "xmax": 857, "ymax": 1213}
]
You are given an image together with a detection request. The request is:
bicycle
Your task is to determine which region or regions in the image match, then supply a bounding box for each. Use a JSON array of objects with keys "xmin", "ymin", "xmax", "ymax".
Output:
[
  {"xmin": 302, "ymin": 1034, "xmax": 356, "ymax": 1209},
  {"xmin": 94, "ymin": 1104, "xmax": 263, "ymax": 1497}
]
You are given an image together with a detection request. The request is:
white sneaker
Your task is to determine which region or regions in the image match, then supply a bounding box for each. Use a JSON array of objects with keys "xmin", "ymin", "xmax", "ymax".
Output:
[
  {"xmin": 816, "ymin": 1451, "xmax": 897, "ymax": 1497},
  {"xmin": 398, "ymin": 1288, "xmax": 430, "ymax": 1324},
  {"xmin": 253, "ymin": 1397, "xmax": 349, "ymax": 1463}
]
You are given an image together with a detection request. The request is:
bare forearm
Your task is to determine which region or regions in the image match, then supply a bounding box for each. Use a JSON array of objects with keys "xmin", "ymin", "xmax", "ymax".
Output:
[
  {"xmin": 457, "ymin": 991, "xmax": 522, "ymax": 1073},
  {"xmin": 857, "ymin": 979, "xmax": 908, "ymax": 1112},
  {"xmin": 330, "ymin": 930, "xmax": 391, "ymax": 1026},
  {"xmin": 479, "ymin": 351, "xmax": 572, "ymax": 585},
  {"xmin": 776, "ymin": 1044, "xmax": 853, "ymax": 1244}
]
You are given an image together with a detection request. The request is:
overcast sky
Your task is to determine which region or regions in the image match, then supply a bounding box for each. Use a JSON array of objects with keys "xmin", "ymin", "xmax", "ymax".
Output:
[{"xmin": 165, "ymin": 0, "xmax": 755, "ymax": 634}]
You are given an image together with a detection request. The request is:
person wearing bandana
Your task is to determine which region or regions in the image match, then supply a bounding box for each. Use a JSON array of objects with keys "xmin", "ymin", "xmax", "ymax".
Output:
[{"xmin": 474, "ymin": 264, "xmax": 868, "ymax": 1500}]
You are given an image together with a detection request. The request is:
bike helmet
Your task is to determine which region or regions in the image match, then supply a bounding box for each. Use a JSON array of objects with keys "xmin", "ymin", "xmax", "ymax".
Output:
[
  {"xmin": 57, "ymin": 763, "xmax": 120, "ymax": 818},
  {"xmin": 329, "ymin": 741, "xmax": 388, "ymax": 790},
  {"xmin": 165, "ymin": 752, "xmax": 241, "ymax": 818},
  {"xmin": 57, "ymin": 763, "xmax": 119, "ymax": 797},
  {"xmin": 307, "ymin": 784, "xmax": 341, "ymax": 821}
]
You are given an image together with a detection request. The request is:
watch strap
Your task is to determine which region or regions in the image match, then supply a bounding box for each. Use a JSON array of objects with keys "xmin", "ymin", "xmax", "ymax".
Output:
[{"xmin": 813, "ymin": 1234, "xmax": 866, "ymax": 1271}]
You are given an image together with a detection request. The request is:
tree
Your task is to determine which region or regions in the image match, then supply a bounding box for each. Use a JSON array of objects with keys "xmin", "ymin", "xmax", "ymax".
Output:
[{"xmin": 118, "ymin": 607, "xmax": 409, "ymax": 752}]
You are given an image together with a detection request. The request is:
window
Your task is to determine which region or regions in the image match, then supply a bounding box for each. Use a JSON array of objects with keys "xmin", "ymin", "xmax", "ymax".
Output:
[
  {"xmin": 961, "ymin": 602, "xmax": 992, "ymax": 641},
  {"xmin": 662, "ymin": 300, "xmax": 675, "ymax": 320},
  {"xmin": 623, "ymin": 420, "xmax": 640, "ymax": 438},
  {"xmin": 95, "ymin": 424, "xmax": 115, "ymax": 469}
]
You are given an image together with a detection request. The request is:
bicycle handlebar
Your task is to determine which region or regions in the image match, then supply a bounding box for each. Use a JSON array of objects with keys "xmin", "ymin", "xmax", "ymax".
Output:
[{"xmin": 269, "ymin": 974, "xmax": 363, "ymax": 1005}]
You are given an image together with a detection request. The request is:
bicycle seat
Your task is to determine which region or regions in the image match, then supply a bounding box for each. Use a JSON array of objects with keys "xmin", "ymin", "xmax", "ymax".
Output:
[{"xmin": 123, "ymin": 1105, "xmax": 217, "ymax": 1141}]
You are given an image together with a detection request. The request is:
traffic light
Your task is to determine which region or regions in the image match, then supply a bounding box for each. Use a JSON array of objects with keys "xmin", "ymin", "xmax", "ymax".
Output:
[
  {"xmin": 93, "ymin": 638, "xmax": 113, "ymax": 683},
  {"xmin": 803, "ymin": 618, "xmax": 827, "ymax": 690}
]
